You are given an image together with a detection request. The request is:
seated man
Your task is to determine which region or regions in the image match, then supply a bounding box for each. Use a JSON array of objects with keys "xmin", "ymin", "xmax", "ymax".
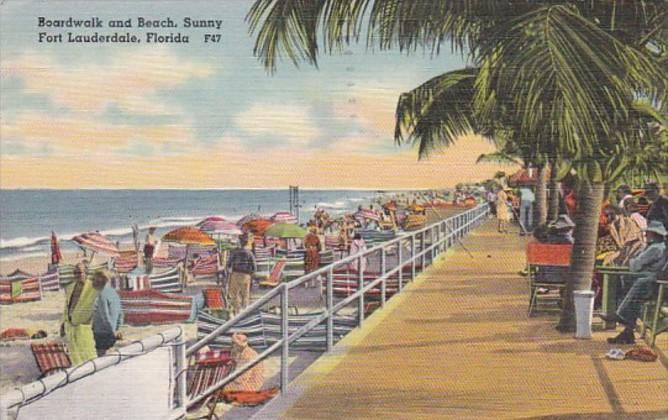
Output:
[
  {"xmin": 531, "ymin": 215, "xmax": 574, "ymax": 285},
  {"xmin": 545, "ymin": 215, "xmax": 575, "ymax": 244},
  {"xmin": 603, "ymin": 221, "xmax": 667, "ymax": 344}
]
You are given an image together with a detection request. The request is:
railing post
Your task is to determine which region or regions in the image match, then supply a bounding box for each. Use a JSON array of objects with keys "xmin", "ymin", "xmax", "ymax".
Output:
[
  {"xmin": 421, "ymin": 231, "xmax": 426, "ymax": 271},
  {"xmin": 326, "ymin": 267, "xmax": 334, "ymax": 351},
  {"xmin": 398, "ymin": 240, "xmax": 403, "ymax": 290},
  {"xmin": 410, "ymin": 235, "xmax": 416, "ymax": 280},
  {"xmin": 174, "ymin": 331, "xmax": 187, "ymax": 413},
  {"xmin": 429, "ymin": 226, "xmax": 438, "ymax": 264},
  {"xmin": 380, "ymin": 248, "xmax": 387, "ymax": 306},
  {"xmin": 358, "ymin": 256, "xmax": 364, "ymax": 326},
  {"xmin": 281, "ymin": 284, "xmax": 289, "ymax": 392}
]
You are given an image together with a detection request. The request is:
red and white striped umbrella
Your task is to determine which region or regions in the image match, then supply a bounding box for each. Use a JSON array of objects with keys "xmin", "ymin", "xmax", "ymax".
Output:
[
  {"xmin": 199, "ymin": 220, "xmax": 242, "ymax": 235},
  {"xmin": 236, "ymin": 213, "xmax": 262, "ymax": 227},
  {"xmin": 72, "ymin": 232, "xmax": 120, "ymax": 257},
  {"xmin": 355, "ymin": 209, "xmax": 381, "ymax": 221},
  {"xmin": 196, "ymin": 215, "xmax": 226, "ymax": 227},
  {"xmin": 271, "ymin": 211, "xmax": 298, "ymax": 224}
]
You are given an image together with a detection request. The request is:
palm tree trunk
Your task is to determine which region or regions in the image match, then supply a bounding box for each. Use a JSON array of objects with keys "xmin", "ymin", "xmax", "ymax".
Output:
[
  {"xmin": 557, "ymin": 180, "xmax": 605, "ymax": 332},
  {"xmin": 547, "ymin": 162, "xmax": 560, "ymax": 222},
  {"xmin": 534, "ymin": 165, "xmax": 548, "ymax": 227}
]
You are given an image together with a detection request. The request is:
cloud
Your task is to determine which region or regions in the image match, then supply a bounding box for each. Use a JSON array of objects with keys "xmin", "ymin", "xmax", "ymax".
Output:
[
  {"xmin": 1, "ymin": 46, "xmax": 214, "ymax": 116},
  {"xmin": 235, "ymin": 103, "xmax": 320, "ymax": 146},
  {"xmin": 0, "ymin": 133, "xmax": 515, "ymax": 189},
  {"xmin": 2, "ymin": 112, "xmax": 193, "ymax": 156}
]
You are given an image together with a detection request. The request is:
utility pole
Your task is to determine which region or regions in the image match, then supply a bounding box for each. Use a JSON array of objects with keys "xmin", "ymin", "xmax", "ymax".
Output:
[{"xmin": 289, "ymin": 186, "xmax": 300, "ymax": 224}]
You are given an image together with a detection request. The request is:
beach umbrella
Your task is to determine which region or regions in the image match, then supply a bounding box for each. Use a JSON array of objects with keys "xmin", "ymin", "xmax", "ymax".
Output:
[
  {"xmin": 199, "ymin": 220, "xmax": 242, "ymax": 235},
  {"xmin": 196, "ymin": 215, "xmax": 227, "ymax": 227},
  {"xmin": 241, "ymin": 219, "xmax": 274, "ymax": 236},
  {"xmin": 354, "ymin": 209, "xmax": 381, "ymax": 221},
  {"xmin": 162, "ymin": 227, "xmax": 216, "ymax": 269},
  {"xmin": 162, "ymin": 227, "xmax": 215, "ymax": 246},
  {"xmin": 50, "ymin": 231, "xmax": 63, "ymax": 265},
  {"xmin": 236, "ymin": 213, "xmax": 262, "ymax": 227},
  {"xmin": 72, "ymin": 232, "xmax": 120, "ymax": 258},
  {"xmin": 265, "ymin": 223, "xmax": 307, "ymax": 239},
  {"xmin": 271, "ymin": 211, "xmax": 298, "ymax": 224}
]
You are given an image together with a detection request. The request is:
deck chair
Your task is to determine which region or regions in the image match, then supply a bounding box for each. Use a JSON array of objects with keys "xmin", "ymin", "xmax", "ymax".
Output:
[
  {"xmin": 259, "ymin": 259, "xmax": 287, "ymax": 287},
  {"xmin": 187, "ymin": 349, "xmax": 236, "ymax": 420},
  {"xmin": 31, "ymin": 341, "xmax": 71, "ymax": 378},
  {"xmin": 203, "ymin": 288, "xmax": 226, "ymax": 310},
  {"xmin": 527, "ymin": 242, "xmax": 573, "ymax": 316}
]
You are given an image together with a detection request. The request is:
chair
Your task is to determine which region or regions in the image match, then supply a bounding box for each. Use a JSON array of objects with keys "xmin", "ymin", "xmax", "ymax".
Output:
[
  {"xmin": 30, "ymin": 341, "xmax": 72, "ymax": 378},
  {"xmin": 187, "ymin": 349, "xmax": 236, "ymax": 420},
  {"xmin": 203, "ymin": 288, "xmax": 226, "ymax": 310},
  {"xmin": 640, "ymin": 262, "xmax": 668, "ymax": 347},
  {"xmin": 526, "ymin": 242, "xmax": 573, "ymax": 316},
  {"xmin": 258, "ymin": 259, "xmax": 287, "ymax": 287}
]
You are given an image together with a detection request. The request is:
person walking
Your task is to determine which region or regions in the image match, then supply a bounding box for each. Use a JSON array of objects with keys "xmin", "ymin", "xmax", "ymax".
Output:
[
  {"xmin": 348, "ymin": 233, "xmax": 368, "ymax": 273},
  {"xmin": 227, "ymin": 234, "xmax": 256, "ymax": 316},
  {"xmin": 92, "ymin": 270, "xmax": 123, "ymax": 356},
  {"xmin": 519, "ymin": 187, "xmax": 535, "ymax": 234},
  {"xmin": 143, "ymin": 227, "xmax": 159, "ymax": 274},
  {"xmin": 495, "ymin": 189, "xmax": 511, "ymax": 233},
  {"xmin": 304, "ymin": 225, "xmax": 321, "ymax": 288},
  {"xmin": 61, "ymin": 262, "xmax": 101, "ymax": 365}
]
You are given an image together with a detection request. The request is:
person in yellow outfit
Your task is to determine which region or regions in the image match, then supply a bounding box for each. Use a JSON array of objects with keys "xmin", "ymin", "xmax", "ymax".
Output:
[{"xmin": 61, "ymin": 262, "xmax": 102, "ymax": 365}]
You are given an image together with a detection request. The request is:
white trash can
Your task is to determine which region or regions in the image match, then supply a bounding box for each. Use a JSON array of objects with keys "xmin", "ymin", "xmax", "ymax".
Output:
[{"xmin": 573, "ymin": 290, "xmax": 595, "ymax": 339}]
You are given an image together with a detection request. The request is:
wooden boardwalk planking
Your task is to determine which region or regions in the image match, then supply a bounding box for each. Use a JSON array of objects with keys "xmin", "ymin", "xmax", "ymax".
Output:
[{"xmin": 258, "ymin": 221, "xmax": 668, "ymax": 419}]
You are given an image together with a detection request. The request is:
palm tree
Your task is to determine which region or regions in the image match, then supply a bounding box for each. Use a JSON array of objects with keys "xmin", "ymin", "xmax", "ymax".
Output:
[{"xmin": 247, "ymin": 0, "xmax": 668, "ymax": 330}]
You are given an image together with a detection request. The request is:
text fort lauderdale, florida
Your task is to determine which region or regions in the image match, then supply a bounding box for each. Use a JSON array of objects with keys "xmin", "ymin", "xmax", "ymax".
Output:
[{"xmin": 37, "ymin": 16, "xmax": 222, "ymax": 43}]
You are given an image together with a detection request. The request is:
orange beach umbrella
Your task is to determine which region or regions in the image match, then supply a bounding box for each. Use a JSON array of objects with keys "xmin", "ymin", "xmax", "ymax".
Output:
[
  {"xmin": 162, "ymin": 227, "xmax": 215, "ymax": 246},
  {"xmin": 241, "ymin": 219, "xmax": 274, "ymax": 236}
]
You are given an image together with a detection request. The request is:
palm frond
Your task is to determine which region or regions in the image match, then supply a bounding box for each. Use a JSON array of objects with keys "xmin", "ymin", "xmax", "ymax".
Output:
[
  {"xmin": 247, "ymin": 0, "xmax": 327, "ymax": 72},
  {"xmin": 474, "ymin": 4, "xmax": 667, "ymax": 163},
  {"xmin": 394, "ymin": 68, "xmax": 478, "ymax": 159}
]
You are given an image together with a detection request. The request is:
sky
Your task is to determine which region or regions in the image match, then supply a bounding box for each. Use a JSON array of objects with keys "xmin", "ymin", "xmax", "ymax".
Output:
[{"xmin": 0, "ymin": 0, "xmax": 511, "ymax": 189}]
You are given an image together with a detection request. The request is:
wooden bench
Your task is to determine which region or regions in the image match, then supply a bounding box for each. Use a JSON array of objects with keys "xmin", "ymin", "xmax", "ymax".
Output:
[{"xmin": 526, "ymin": 242, "xmax": 572, "ymax": 316}]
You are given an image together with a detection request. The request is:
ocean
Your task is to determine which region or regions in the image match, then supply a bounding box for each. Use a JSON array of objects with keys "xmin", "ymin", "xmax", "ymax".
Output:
[{"xmin": 0, "ymin": 189, "xmax": 392, "ymax": 262}]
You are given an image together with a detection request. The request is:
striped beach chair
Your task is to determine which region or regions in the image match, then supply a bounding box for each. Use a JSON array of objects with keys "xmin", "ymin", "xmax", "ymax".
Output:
[
  {"xmin": 187, "ymin": 349, "xmax": 235, "ymax": 420},
  {"xmin": 192, "ymin": 255, "xmax": 220, "ymax": 281},
  {"xmin": 114, "ymin": 250, "xmax": 139, "ymax": 274},
  {"xmin": 258, "ymin": 259, "xmax": 287, "ymax": 287},
  {"xmin": 31, "ymin": 341, "xmax": 71, "ymax": 378}
]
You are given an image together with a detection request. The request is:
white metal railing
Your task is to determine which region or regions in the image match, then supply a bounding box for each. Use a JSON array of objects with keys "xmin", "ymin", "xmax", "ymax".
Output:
[
  {"xmin": 185, "ymin": 204, "xmax": 489, "ymax": 410},
  {"xmin": 1, "ymin": 327, "xmax": 186, "ymax": 419}
]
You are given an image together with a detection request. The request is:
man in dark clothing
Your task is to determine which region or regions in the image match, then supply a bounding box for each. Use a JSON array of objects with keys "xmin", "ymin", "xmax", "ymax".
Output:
[
  {"xmin": 227, "ymin": 234, "xmax": 257, "ymax": 316},
  {"xmin": 603, "ymin": 221, "xmax": 667, "ymax": 344},
  {"xmin": 645, "ymin": 182, "xmax": 668, "ymax": 231}
]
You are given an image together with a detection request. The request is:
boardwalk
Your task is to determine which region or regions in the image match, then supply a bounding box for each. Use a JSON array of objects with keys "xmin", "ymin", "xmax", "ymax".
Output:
[{"xmin": 257, "ymin": 221, "xmax": 668, "ymax": 419}]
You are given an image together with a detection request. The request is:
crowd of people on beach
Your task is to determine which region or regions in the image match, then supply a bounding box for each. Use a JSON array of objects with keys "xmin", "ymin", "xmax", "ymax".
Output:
[{"xmin": 2, "ymin": 190, "xmax": 474, "ymax": 371}]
